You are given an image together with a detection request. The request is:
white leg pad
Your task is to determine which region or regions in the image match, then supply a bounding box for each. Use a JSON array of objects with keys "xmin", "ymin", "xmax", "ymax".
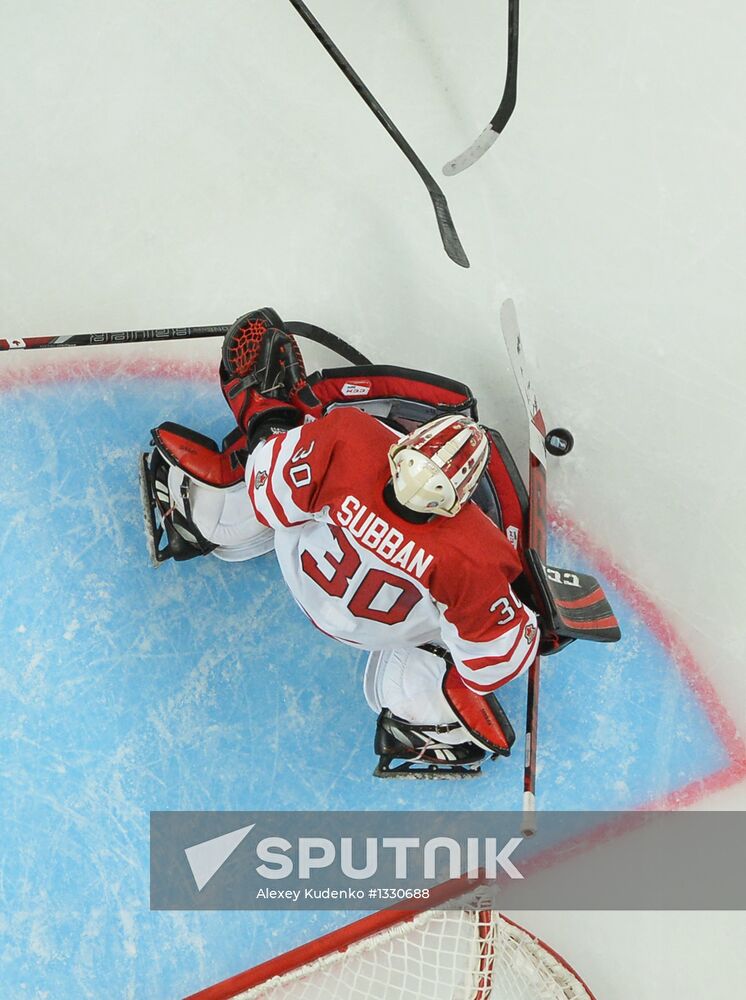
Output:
[
  {"xmin": 364, "ymin": 648, "xmax": 467, "ymax": 745},
  {"xmin": 167, "ymin": 466, "xmax": 274, "ymax": 561}
]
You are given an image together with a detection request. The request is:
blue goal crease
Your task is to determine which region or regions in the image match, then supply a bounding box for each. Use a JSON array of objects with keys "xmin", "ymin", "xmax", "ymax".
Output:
[{"xmin": 0, "ymin": 377, "xmax": 731, "ymax": 998}]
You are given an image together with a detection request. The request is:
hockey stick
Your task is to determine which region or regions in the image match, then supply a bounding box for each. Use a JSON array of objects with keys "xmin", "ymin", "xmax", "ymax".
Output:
[
  {"xmin": 500, "ymin": 299, "xmax": 546, "ymax": 837},
  {"xmin": 0, "ymin": 321, "xmax": 372, "ymax": 367},
  {"xmin": 287, "ymin": 0, "xmax": 469, "ymax": 269},
  {"xmin": 443, "ymin": 0, "xmax": 519, "ymax": 176}
]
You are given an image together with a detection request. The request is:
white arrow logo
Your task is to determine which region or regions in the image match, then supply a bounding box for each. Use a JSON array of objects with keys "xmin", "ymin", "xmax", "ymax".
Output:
[{"xmin": 185, "ymin": 824, "xmax": 255, "ymax": 892}]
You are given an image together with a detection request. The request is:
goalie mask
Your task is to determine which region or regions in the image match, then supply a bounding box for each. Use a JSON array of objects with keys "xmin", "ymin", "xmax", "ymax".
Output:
[{"xmin": 388, "ymin": 414, "xmax": 489, "ymax": 518}]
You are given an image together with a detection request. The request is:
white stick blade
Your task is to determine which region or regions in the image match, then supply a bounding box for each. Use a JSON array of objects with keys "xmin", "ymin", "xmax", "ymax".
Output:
[
  {"xmin": 501, "ymin": 299, "xmax": 547, "ymax": 464},
  {"xmin": 442, "ymin": 126, "xmax": 498, "ymax": 176}
]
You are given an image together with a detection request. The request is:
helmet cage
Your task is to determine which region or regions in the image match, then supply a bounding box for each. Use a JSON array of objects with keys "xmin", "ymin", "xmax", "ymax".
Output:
[{"xmin": 387, "ymin": 414, "xmax": 489, "ymax": 518}]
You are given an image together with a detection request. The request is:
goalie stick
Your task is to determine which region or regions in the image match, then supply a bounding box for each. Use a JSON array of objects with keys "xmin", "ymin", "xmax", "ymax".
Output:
[
  {"xmin": 500, "ymin": 298, "xmax": 547, "ymax": 837},
  {"xmin": 0, "ymin": 321, "xmax": 372, "ymax": 367},
  {"xmin": 501, "ymin": 304, "xmax": 620, "ymax": 833},
  {"xmin": 443, "ymin": 0, "xmax": 519, "ymax": 176},
  {"xmin": 287, "ymin": 0, "xmax": 469, "ymax": 269}
]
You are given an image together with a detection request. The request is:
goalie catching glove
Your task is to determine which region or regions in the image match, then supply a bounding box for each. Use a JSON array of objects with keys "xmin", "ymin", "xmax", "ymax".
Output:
[{"xmin": 220, "ymin": 307, "xmax": 307, "ymax": 444}]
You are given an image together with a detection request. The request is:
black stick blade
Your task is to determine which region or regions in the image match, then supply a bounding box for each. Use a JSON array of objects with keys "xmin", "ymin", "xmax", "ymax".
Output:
[
  {"xmin": 289, "ymin": 0, "xmax": 468, "ymax": 267},
  {"xmin": 431, "ymin": 189, "xmax": 470, "ymax": 267}
]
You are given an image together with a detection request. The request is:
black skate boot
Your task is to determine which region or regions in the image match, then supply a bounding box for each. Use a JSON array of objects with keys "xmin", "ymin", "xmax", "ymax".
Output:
[
  {"xmin": 373, "ymin": 709, "xmax": 486, "ymax": 779},
  {"xmin": 140, "ymin": 446, "xmax": 217, "ymax": 565}
]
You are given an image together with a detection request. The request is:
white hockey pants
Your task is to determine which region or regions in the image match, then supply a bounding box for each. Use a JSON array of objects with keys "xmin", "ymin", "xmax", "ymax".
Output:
[{"xmin": 364, "ymin": 647, "xmax": 466, "ymax": 744}]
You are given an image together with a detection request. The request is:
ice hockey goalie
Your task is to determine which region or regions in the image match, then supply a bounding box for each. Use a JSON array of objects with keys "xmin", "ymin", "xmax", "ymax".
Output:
[{"xmin": 140, "ymin": 308, "xmax": 543, "ymax": 778}]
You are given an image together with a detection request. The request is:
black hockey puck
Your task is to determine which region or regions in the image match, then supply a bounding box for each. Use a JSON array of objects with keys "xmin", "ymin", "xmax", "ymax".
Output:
[{"xmin": 545, "ymin": 428, "xmax": 574, "ymax": 456}]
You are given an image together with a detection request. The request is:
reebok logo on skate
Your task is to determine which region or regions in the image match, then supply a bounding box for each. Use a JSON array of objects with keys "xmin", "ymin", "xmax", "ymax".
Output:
[{"xmin": 341, "ymin": 380, "xmax": 372, "ymax": 397}]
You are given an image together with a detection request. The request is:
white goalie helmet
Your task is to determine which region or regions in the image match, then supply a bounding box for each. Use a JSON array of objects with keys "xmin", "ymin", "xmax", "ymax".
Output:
[{"xmin": 388, "ymin": 414, "xmax": 490, "ymax": 518}]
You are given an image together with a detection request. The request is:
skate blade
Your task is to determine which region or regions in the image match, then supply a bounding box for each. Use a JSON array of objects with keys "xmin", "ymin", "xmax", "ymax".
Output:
[
  {"xmin": 373, "ymin": 763, "xmax": 482, "ymax": 780},
  {"xmin": 138, "ymin": 453, "xmax": 162, "ymax": 569}
]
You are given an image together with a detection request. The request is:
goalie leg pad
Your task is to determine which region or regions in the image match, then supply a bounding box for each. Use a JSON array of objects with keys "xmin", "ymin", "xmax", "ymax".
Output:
[
  {"xmin": 442, "ymin": 662, "xmax": 515, "ymax": 756},
  {"xmin": 152, "ymin": 422, "xmax": 248, "ymax": 488},
  {"xmin": 186, "ymin": 473, "xmax": 275, "ymax": 562}
]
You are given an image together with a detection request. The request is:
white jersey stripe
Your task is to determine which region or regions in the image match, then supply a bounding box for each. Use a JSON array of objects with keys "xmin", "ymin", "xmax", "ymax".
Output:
[
  {"xmin": 270, "ymin": 427, "xmax": 314, "ymax": 525},
  {"xmin": 460, "ymin": 625, "xmax": 539, "ymax": 693},
  {"xmin": 438, "ymin": 607, "xmax": 523, "ymax": 659},
  {"xmin": 246, "ymin": 437, "xmax": 297, "ymax": 530}
]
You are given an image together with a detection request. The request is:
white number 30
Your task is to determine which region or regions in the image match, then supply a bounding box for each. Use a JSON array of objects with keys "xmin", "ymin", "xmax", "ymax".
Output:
[
  {"xmin": 490, "ymin": 596, "xmax": 516, "ymax": 625},
  {"xmin": 289, "ymin": 441, "xmax": 315, "ymax": 488}
]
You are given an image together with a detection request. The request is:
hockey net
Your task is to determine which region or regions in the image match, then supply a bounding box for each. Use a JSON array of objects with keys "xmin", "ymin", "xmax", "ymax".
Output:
[{"xmin": 186, "ymin": 906, "xmax": 596, "ymax": 1000}]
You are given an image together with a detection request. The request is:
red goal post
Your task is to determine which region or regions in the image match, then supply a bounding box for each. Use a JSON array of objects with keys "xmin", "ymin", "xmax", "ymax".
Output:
[{"xmin": 184, "ymin": 903, "xmax": 597, "ymax": 1000}]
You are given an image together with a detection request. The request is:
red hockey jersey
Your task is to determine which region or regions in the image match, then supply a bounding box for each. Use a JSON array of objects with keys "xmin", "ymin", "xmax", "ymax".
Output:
[{"xmin": 246, "ymin": 408, "xmax": 538, "ymax": 693}]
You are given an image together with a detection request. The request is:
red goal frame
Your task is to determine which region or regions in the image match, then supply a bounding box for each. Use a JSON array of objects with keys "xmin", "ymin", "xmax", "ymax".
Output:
[{"xmin": 183, "ymin": 906, "xmax": 597, "ymax": 1000}]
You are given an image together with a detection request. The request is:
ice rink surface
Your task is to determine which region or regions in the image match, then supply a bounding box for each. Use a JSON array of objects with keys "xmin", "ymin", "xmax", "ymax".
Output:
[{"xmin": 1, "ymin": 2, "xmax": 745, "ymax": 998}]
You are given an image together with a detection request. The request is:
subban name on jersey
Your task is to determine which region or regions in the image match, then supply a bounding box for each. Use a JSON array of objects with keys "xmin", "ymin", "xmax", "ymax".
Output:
[{"xmin": 335, "ymin": 495, "xmax": 433, "ymax": 580}]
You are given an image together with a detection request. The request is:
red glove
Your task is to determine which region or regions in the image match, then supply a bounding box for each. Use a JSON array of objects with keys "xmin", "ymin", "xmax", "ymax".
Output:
[{"xmin": 220, "ymin": 308, "xmax": 307, "ymax": 434}]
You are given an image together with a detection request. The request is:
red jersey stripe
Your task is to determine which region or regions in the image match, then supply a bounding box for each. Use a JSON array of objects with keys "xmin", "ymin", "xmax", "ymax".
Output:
[{"xmin": 462, "ymin": 630, "xmax": 539, "ymax": 692}]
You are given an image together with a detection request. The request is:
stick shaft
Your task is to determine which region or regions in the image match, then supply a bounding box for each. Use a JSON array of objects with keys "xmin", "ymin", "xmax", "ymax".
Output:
[
  {"xmin": 442, "ymin": 0, "xmax": 520, "ymax": 175},
  {"xmin": 492, "ymin": 0, "xmax": 520, "ymax": 134},
  {"xmin": 0, "ymin": 327, "xmax": 226, "ymax": 352},
  {"xmin": 500, "ymin": 299, "xmax": 546, "ymax": 830},
  {"xmin": 289, "ymin": 0, "xmax": 418, "ymax": 171},
  {"xmin": 521, "ymin": 413, "xmax": 546, "ymax": 833},
  {"xmin": 287, "ymin": 0, "xmax": 468, "ymax": 267},
  {"xmin": 1, "ymin": 321, "xmax": 372, "ymax": 366}
]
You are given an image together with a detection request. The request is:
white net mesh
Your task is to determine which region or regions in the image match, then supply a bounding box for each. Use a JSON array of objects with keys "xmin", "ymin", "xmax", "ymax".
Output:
[{"xmin": 235, "ymin": 911, "xmax": 593, "ymax": 1000}]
